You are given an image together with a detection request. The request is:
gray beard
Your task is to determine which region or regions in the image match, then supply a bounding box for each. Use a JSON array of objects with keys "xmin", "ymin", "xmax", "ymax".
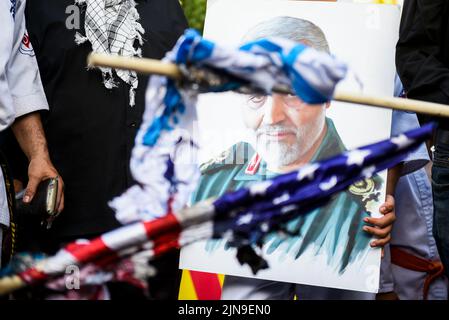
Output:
[
  {"xmin": 254, "ymin": 120, "xmax": 325, "ymax": 169},
  {"xmin": 256, "ymin": 139, "xmax": 301, "ymax": 168}
]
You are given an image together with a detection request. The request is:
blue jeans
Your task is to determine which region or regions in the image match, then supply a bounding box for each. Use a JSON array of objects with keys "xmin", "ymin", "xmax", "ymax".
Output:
[{"xmin": 432, "ymin": 136, "xmax": 449, "ymax": 279}]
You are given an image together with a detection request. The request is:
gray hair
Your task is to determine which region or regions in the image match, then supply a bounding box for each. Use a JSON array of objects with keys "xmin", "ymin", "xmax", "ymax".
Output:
[{"xmin": 242, "ymin": 16, "xmax": 330, "ymax": 53}]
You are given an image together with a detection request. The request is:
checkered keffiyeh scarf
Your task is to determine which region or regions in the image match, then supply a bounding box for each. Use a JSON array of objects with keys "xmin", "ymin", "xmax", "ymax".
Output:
[{"xmin": 75, "ymin": 0, "xmax": 145, "ymax": 106}]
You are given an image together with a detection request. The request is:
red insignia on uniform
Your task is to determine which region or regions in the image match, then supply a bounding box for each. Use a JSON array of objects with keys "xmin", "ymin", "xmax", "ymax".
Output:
[
  {"xmin": 22, "ymin": 34, "xmax": 30, "ymax": 48},
  {"xmin": 19, "ymin": 32, "xmax": 35, "ymax": 57},
  {"xmin": 245, "ymin": 153, "xmax": 261, "ymax": 175}
]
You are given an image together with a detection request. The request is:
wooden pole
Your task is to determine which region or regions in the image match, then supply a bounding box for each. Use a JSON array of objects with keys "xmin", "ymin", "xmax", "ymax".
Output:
[
  {"xmin": 87, "ymin": 53, "xmax": 182, "ymax": 79},
  {"xmin": 87, "ymin": 53, "xmax": 449, "ymax": 118},
  {"xmin": 334, "ymin": 91, "xmax": 449, "ymax": 118}
]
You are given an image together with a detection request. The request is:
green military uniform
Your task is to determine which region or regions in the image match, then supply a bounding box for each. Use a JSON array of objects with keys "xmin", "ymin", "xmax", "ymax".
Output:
[{"xmin": 193, "ymin": 117, "xmax": 383, "ymax": 272}]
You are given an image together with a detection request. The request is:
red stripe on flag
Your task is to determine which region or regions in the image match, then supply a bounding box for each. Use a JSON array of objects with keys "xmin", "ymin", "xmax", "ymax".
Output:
[
  {"xmin": 19, "ymin": 268, "xmax": 47, "ymax": 284},
  {"xmin": 143, "ymin": 213, "xmax": 181, "ymax": 239},
  {"xmin": 68, "ymin": 238, "xmax": 112, "ymax": 262},
  {"xmin": 153, "ymin": 239, "xmax": 179, "ymax": 257},
  {"xmin": 153, "ymin": 232, "xmax": 180, "ymax": 256},
  {"xmin": 189, "ymin": 271, "xmax": 222, "ymax": 300}
]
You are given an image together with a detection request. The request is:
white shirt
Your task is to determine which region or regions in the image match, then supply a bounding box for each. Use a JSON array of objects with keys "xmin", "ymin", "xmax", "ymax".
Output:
[
  {"xmin": 0, "ymin": 0, "xmax": 48, "ymax": 131},
  {"xmin": 0, "ymin": 0, "xmax": 49, "ymax": 228}
]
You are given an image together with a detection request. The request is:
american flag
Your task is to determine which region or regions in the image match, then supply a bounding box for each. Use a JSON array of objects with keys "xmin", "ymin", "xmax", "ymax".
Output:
[
  {"xmin": 0, "ymin": 122, "xmax": 434, "ymax": 295},
  {"xmin": 0, "ymin": 29, "xmax": 436, "ymax": 296}
]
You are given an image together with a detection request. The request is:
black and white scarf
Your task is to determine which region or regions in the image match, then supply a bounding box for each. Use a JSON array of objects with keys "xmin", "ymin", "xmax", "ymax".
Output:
[{"xmin": 75, "ymin": 0, "xmax": 145, "ymax": 106}]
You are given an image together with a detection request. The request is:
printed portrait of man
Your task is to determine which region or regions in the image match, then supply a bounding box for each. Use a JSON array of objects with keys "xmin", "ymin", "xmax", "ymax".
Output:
[{"xmin": 192, "ymin": 16, "xmax": 384, "ymax": 273}]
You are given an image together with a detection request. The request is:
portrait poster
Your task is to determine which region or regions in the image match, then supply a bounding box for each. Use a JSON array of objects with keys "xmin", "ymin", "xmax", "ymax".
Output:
[{"xmin": 180, "ymin": 0, "xmax": 400, "ymax": 293}]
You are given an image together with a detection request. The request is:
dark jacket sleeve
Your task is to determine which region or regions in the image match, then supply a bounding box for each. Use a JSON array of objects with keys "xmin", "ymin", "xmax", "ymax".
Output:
[{"xmin": 396, "ymin": 0, "xmax": 449, "ymax": 106}]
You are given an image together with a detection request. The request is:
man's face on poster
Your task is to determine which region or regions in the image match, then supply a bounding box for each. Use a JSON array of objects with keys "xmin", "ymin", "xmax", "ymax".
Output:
[{"xmin": 242, "ymin": 93, "xmax": 328, "ymax": 168}]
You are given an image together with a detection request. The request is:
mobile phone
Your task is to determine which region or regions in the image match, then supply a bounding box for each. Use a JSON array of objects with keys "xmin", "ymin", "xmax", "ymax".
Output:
[{"xmin": 15, "ymin": 177, "xmax": 59, "ymax": 229}]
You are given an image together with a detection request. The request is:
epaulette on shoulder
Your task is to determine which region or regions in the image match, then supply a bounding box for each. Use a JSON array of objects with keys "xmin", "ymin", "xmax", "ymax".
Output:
[
  {"xmin": 199, "ymin": 142, "xmax": 253, "ymax": 174},
  {"xmin": 348, "ymin": 175, "xmax": 384, "ymax": 214}
]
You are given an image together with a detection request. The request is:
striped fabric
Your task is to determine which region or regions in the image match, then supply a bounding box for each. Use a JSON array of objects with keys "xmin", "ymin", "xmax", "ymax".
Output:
[{"xmin": 0, "ymin": 122, "xmax": 435, "ymax": 295}]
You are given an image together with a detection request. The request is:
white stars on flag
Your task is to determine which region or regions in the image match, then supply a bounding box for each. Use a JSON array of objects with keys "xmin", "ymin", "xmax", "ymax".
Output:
[
  {"xmin": 319, "ymin": 176, "xmax": 338, "ymax": 191},
  {"xmin": 391, "ymin": 134, "xmax": 412, "ymax": 149},
  {"xmin": 249, "ymin": 181, "xmax": 272, "ymax": 196},
  {"xmin": 273, "ymin": 193, "xmax": 291, "ymax": 205},
  {"xmin": 362, "ymin": 165, "xmax": 377, "ymax": 178},
  {"xmin": 260, "ymin": 223, "xmax": 270, "ymax": 232},
  {"xmin": 346, "ymin": 149, "xmax": 371, "ymax": 166},
  {"xmin": 297, "ymin": 163, "xmax": 319, "ymax": 181},
  {"xmin": 237, "ymin": 213, "xmax": 254, "ymax": 226},
  {"xmin": 281, "ymin": 204, "xmax": 298, "ymax": 214}
]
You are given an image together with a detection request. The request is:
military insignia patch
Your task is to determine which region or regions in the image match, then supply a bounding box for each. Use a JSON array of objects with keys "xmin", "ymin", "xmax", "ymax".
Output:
[
  {"xmin": 245, "ymin": 153, "xmax": 261, "ymax": 175},
  {"xmin": 349, "ymin": 178, "xmax": 381, "ymax": 214},
  {"xmin": 349, "ymin": 178, "xmax": 375, "ymax": 196},
  {"xmin": 19, "ymin": 32, "xmax": 35, "ymax": 57}
]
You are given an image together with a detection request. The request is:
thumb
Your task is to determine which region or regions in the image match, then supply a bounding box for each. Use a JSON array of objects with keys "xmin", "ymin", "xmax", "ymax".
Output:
[
  {"xmin": 24, "ymin": 176, "xmax": 40, "ymax": 203},
  {"xmin": 380, "ymin": 194, "xmax": 395, "ymax": 214}
]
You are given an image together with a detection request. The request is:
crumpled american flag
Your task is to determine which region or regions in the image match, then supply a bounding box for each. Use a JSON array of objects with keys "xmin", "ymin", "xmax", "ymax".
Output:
[
  {"xmin": 0, "ymin": 122, "xmax": 434, "ymax": 294},
  {"xmin": 0, "ymin": 29, "xmax": 436, "ymax": 295},
  {"xmin": 74, "ymin": 0, "xmax": 145, "ymax": 106}
]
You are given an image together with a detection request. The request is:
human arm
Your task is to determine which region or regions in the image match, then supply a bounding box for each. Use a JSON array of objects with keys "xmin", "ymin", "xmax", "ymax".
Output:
[
  {"xmin": 8, "ymin": 1, "xmax": 64, "ymax": 213},
  {"xmin": 11, "ymin": 113, "xmax": 64, "ymax": 213}
]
